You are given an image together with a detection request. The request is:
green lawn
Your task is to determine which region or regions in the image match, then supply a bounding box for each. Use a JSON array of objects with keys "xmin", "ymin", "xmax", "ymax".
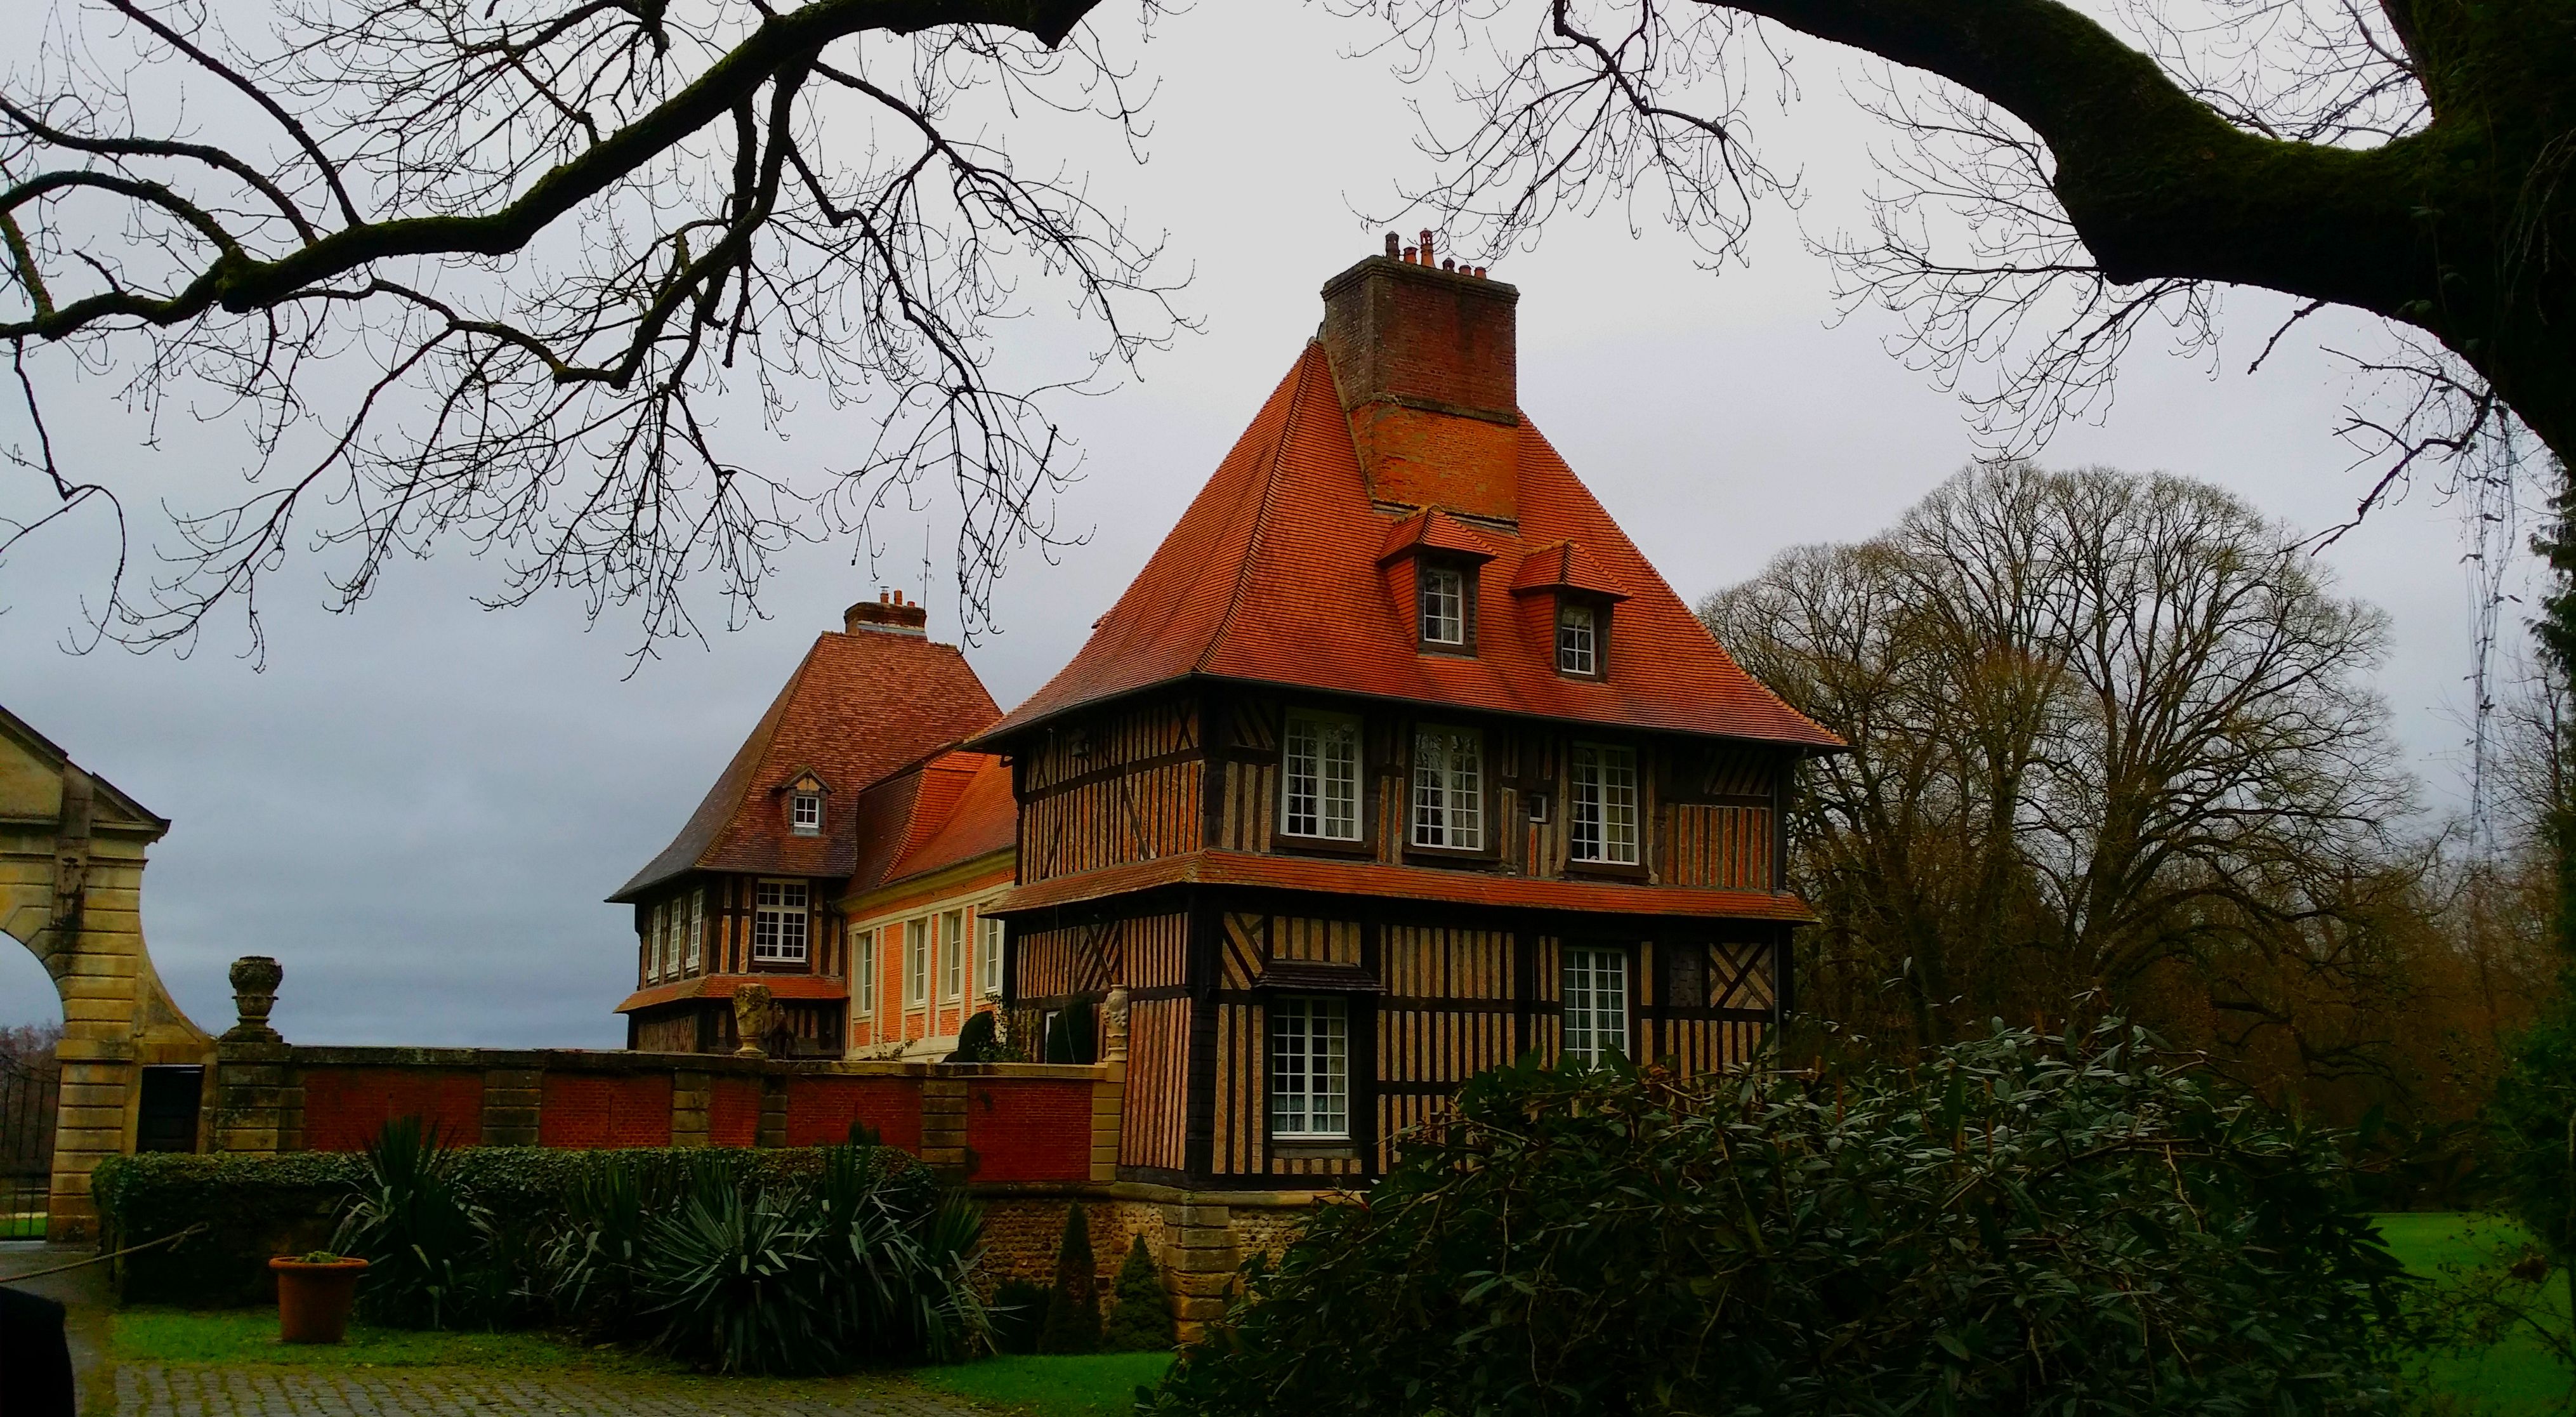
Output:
[
  {"xmin": 910, "ymin": 1352, "xmax": 1174, "ymax": 1417},
  {"xmin": 2, "ymin": 1210, "xmax": 43, "ymax": 1239},
  {"xmin": 2379, "ymin": 1212, "xmax": 2575, "ymax": 1414},
  {"xmin": 108, "ymin": 1307, "xmax": 679, "ymax": 1373}
]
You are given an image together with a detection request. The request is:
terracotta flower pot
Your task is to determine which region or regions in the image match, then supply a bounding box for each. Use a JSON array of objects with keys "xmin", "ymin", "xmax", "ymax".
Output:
[{"xmin": 268, "ymin": 1256, "xmax": 369, "ymax": 1344}]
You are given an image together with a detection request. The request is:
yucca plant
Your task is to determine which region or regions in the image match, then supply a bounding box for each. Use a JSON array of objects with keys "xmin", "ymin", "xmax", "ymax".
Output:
[
  {"xmin": 539, "ymin": 1152, "xmax": 660, "ymax": 1341},
  {"xmin": 334, "ymin": 1117, "xmax": 501, "ymax": 1328},
  {"xmin": 811, "ymin": 1142, "xmax": 990, "ymax": 1363},
  {"xmin": 640, "ymin": 1161, "xmax": 832, "ymax": 1374}
]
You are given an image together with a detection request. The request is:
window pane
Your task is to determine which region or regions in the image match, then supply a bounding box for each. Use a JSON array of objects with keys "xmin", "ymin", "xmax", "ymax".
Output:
[
  {"xmin": 1420, "ymin": 567, "xmax": 1464, "ymax": 644},
  {"xmin": 980, "ymin": 916, "xmax": 1004, "ymax": 996},
  {"xmin": 943, "ymin": 911, "xmax": 964, "ymax": 999},
  {"xmin": 1570, "ymin": 744, "xmax": 1638, "ymax": 864},
  {"xmin": 1284, "ymin": 712, "xmax": 1362, "ymax": 840},
  {"xmin": 1270, "ymin": 996, "xmax": 1350, "ymax": 1138},
  {"xmin": 1558, "ymin": 603, "xmax": 1596, "ymax": 675},
  {"xmin": 687, "ymin": 892, "xmax": 704, "ymax": 971},
  {"xmin": 1411, "ymin": 727, "xmax": 1483, "ymax": 850},
  {"xmin": 1561, "ymin": 948, "xmax": 1628, "ymax": 1064},
  {"xmin": 907, "ymin": 919, "xmax": 928, "ymax": 1003},
  {"xmin": 855, "ymin": 930, "xmax": 876, "ymax": 1013}
]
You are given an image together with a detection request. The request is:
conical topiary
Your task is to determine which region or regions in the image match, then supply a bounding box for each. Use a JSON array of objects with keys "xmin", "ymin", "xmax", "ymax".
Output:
[
  {"xmin": 1100, "ymin": 1233, "xmax": 1174, "ymax": 1350},
  {"xmin": 1039, "ymin": 1203, "xmax": 1100, "ymax": 1353}
]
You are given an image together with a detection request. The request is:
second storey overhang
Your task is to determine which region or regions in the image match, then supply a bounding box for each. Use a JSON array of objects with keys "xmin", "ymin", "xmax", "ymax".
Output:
[{"xmin": 980, "ymin": 848, "xmax": 1816, "ymax": 924}]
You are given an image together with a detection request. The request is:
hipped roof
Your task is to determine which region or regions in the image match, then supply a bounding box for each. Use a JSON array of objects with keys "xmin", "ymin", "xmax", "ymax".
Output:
[
  {"xmin": 843, "ymin": 749, "xmax": 1016, "ymax": 900},
  {"xmin": 612, "ymin": 631, "xmax": 1000, "ymax": 901},
  {"xmin": 975, "ymin": 343, "xmax": 1840, "ymax": 749}
]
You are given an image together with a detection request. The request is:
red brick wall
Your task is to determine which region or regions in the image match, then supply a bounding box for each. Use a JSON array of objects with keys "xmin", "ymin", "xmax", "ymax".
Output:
[
  {"xmin": 965, "ymin": 1078, "xmax": 1092, "ymax": 1182},
  {"xmin": 537, "ymin": 1072, "xmax": 674, "ymax": 1149},
  {"xmin": 709, "ymin": 1076, "xmax": 763, "ymax": 1147},
  {"xmin": 301, "ymin": 1069, "xmax": 485, "ymax": 1152},
  {"xmin": 783, "ymin": 1076, "xmax": 923, "ymax": 1150}
]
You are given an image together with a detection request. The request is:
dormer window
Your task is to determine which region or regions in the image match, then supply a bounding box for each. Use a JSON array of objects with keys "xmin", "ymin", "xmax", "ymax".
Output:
[
  {"xmin": 1557, "ymin": 601, "xmax": 1599, "ymax": 676},
  {"xmin": 790, "ymin": 791, "xmax": 822, "ymax": 836},
  {"xmin": 1419, "ymin": 564, "xmax": 1467, "ymax": 646}
]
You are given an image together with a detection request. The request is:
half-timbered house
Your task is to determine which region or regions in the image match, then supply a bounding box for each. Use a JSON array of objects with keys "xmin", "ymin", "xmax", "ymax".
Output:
[{"xmin": 973, "ymin": 239, "xmax": 1843, "ymax": 1189}]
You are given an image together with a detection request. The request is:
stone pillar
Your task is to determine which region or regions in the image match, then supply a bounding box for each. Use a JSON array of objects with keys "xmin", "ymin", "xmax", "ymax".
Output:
[
  {"xmin": 671, "ymin": 1070, "xmax": 713, "ymax": 1148},
  {"xmin": 756, "ymin": 1073, "xmax": 789, "ymax": 1149},
  {"xmin": 919, "ymin": 1073, "xmax": 968, "ymax": 1173},
  {"xmin": 1092, "ymin": 988, "xmax": 1127, "ymax": 1183},
  {"xmin": 480, "ymin": 1066, "xmax": 542, "ymax": 1146},
  {"xmin": 209, "ymin": 957, "xmax": 296, "ymax": 1155},
  {"xmin": 1163, "ymin": 1200, "xmax": 1242, "ymax": 1340}
]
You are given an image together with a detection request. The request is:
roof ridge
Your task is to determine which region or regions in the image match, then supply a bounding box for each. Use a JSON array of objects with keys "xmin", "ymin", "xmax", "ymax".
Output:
[{"xmin": 1197, "ymin": 342, "xmax": 1327, "ymax": 673}]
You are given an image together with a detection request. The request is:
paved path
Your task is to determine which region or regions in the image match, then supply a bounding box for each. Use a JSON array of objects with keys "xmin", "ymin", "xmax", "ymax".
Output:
[{"xmin": 114, "ymin": 1366, "xmax": 983, "ymax": 1417}]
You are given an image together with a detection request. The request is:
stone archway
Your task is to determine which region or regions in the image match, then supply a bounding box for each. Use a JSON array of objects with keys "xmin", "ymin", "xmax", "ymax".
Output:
[{"xmin": 1, "ymin": 704, "xmax": 211, "ymax": 1242}]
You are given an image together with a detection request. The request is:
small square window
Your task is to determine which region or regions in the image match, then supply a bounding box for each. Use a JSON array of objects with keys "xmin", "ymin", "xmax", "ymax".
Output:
[
  {"xmin": 1419, "ymin": 565, "xmax": 1466, "ymax": 646},
  {"xmin": 790, "ymin": 791, "xmax": 822, "ymax": 836}
]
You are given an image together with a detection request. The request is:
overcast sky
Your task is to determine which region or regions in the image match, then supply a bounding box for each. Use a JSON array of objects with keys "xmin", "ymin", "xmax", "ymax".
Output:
[{"xmin": 0, "ymin": 3, "xmax": 2533, "ymax": 1043}]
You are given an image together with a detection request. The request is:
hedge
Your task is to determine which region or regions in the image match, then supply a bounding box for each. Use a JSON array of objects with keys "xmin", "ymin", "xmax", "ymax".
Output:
[{"xmin": 92, "ymin": 1145, "xmax": 871, "ymax": 1306}]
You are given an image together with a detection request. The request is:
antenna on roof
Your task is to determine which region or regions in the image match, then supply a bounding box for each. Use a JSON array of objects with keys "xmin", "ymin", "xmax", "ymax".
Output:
[{"xmin": 921, "ymin": 520, "xmax": 933, "ymax": 613}]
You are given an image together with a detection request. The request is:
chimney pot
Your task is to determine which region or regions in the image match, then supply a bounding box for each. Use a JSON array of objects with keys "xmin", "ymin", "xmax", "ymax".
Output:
[
  {"xmin": 1384, "ymin": 232, "xmax": 1401, "ymax": 257},
  {"xmin": 845, "ymin": 593, "xmax": 929, "ymax": 636},
  {"xmin": 1419, "ymin": 230, "xmax": 1435, "ymax": 266},
  {"xmin": 1442, "ymin": 258, "xmax": 1456, "ymax": 272}
]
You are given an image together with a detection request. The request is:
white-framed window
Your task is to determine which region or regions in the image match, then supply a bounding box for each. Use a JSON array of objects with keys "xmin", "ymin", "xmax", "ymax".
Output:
[
  {"xmin": 853, "ymin": 928, "xmax": 877, "ymax": 1017},
  {"xmin": 1561, "ymin": 946, "xmax": 1629, "ymax": 1065},
  {"xmin": 1419, "ymin": 564, "xmax": 1466, "ymax": 645},
  {"xmin": 790, "ymin": 791, "xmax": 822, "ymax": 836},
  {"xmin": 685, "ymin": 889, "xmax": 704, "ymax": 972},
  {"xmin": 647, "ymin": 902, "xmax": 666, "ymax": 981},
  {"xmin": 942, "ymin": 909, "xmax": 966, "ymax": 1001},
  {"xmin": 906, "ymin": 916, "xmax": 930, "ymax": 1006},
  {"xmin": 1570, "ymin": 743, "xmax": 1640, "ymax": 865},
  {"xmin": 1410, "ymin": 725, "xmax": 1484, "ymax": 850},
  {"xmin": 752, "ymin": 880, "xmax": 810, "ymax": 964},
  {"xmin": 1557, "ymin": 602, "xmax": 1598, "ymax": 676},
  {"xmin": 1282, "ymin": 709, "xmax": 1363, "ymax": 841},
  {"xmin": 978, "ymin": 914, "xmax": 1004, "ymax": 998},
  {"xmin": 1268, "ymin": 996, "xmax": 1350, "ymax": 1138}
]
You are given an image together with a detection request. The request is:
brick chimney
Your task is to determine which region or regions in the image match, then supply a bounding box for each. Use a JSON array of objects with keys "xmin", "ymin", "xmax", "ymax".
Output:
[
  {"xmin": 844, "ymin": 589, "xmax": 928, "ymax": 636},
  {"xmin": 1318, "ymin": 235, "xmax": 1520, "ymax": 523}
]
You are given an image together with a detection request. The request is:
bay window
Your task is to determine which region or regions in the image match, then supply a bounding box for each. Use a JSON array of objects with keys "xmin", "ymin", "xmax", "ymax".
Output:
[
  {"xmin": 1411, "ymin": 725, "xmax": 1485, "ymax": 850},
  {"xmin": 1268, "ymin": 996, "xmax": 1350, "ymax": 1138},
  {"xmin": 1282, "ymin": 709, "xmax": 1362, "ymax": 841},
  {"xmin": 1569, "ymin": 743, "xmax": 1640, "ymax": 865}
]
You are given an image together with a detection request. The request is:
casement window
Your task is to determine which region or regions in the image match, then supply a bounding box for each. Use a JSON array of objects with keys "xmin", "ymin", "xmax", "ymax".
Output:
[
  {"xmin": 1419, "ymin": 564, "xmax": 1467, "ymax": 646},
  {"xmin": 1557, "ymin": 601, "xmax": 1599, "ymax": 676},
  {"xmin": 1561, "ymin": 946, "xmax": 1630, "ymax": 1065},
  {"xmin": 685, "ymin": 890, "xmax": 704, "ymax": 972},
  {"xmin": 1410, "ymin": 725, "xmax": 1485, "ymax": 850},
  {"xmin": 853, "ymin": 928, "xmax": 877, "ymax": 1017},
  {"xmin": 752, "ymin": 880, "xmax": 810, "ymax": 965},
  {"xmin": 1268, "ymin": 996, "xmax": 1350, "ymax": 1138},
  {"xmin": 905, "ymin": 916, "xmax": 930, "ymax": 1006},
  {"xmin": 978, "ymin": 914, "xmax": 1004, "ymax": 998},
  {"xmin": 1282, "ymin": 709, "xmax": 1362, "ymax": 841},
  {"xmin": 942, "ymin": 909, "xmax": 966, "ymax": 1001},
  {"xmin": 790, "ymin": 791, "xmax": 822, "ymax": 836},
  {"xmin": 1569, "ymin": 743, "xmax": 1641, "ymax": 865},
  {"xmin": 646, "ymin": 902, "xmax": 666, "ymax": 981}
]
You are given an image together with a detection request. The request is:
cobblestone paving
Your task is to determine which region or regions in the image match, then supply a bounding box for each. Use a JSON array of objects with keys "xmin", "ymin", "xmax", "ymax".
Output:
[{"xmin": 114, "ymin": 1364, "xmax": 986, "ymax": 1417}]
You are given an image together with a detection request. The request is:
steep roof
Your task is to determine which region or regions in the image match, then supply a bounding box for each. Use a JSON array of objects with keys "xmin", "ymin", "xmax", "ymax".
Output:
[
  {"xmin": 612, "ymin": 631, "xmax": 1000, "ymax": 900},
  {"xmin": 842, "ymin": 749, "xmax": 1016, "ymax": 899},
  {"xmin": 975, "ymin": 343, "xmax": 1840, "ymax": 749}
]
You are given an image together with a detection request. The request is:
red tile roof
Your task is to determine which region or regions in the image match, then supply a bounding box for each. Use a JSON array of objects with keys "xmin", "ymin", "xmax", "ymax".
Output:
[
  {"xmin": 974, "ymin": 343, "xmax": 1840, "ymax": 749},
  {"xmin": 985, "ymin": 850, "xmax": 1816, "ymax": 923},
  {"xmin": 612, "ymin": 629, "xmax": 1000, "ymax": 900},
  {"xmin": 843, "ymin": 749, "xmax": 1016, "ymax": 897},
  {"xmin": 614, "ymin": 972, "xmax": 850, "ymax": 1014},
  {"xmin": 1511, "ymin": 540, "xmax": 1631, "ymax": 601}
]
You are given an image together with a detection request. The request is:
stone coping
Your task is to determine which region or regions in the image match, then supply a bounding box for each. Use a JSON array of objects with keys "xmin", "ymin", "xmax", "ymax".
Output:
[{"xmin": 220, "ymin": 1043, "xmax": 1111, "ymax": 1084}]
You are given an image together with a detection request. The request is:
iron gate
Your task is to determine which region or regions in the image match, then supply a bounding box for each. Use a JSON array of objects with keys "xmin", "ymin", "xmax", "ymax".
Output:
[{"xmin": 1, "ymin": 1055, "xmax": 60, "ymax": 1238}]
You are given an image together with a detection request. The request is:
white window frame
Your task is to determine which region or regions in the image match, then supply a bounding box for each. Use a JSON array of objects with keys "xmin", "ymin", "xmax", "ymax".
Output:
[
  {"xmin": 1561, "ymin": 946, "xmax": 1630, "ymax": 1065},
  {"xmin": 1569, "ymin": 742, "xmax": 1641, "ymax": 865},
  {"xmin": 1557, "ymin": 601, "xmax": 1599, "ymax": 676},
  {"xmin": 1419, "ymin": 564, "xmax": 1466, "ymax": 645},
  {"xmin": 941, "ymin": 909, "xmax": 966, "ymax": 1002},
  {"xmin": 1410, "ymin": 725, "xmax": 1485, "ymax": 851},
  {"xmin": 905, "ymin": 916, "xmax": 930, "ymax": 1008},
  {"xmin": 790, "ymin": 791, "xmax": 822, "ymax": 836},
  {"xmin": 685, "ymin": 889, "xmax": 704, "ymax": 972},
  {"xmin": 1268, "ymin": 995, "xmax": 1350, "ymax": 1139},
  {"xmin": 978, "ymin": 913, "xmax": 1004, "ymax": 998},
  {"xmin": 752, "ymin": 880, "xmax": 810, "ymax": 965},
  {"xmin": 647, "ymin": 902, "xmax": 666, "ymax": 982},
  {"xmin": 1281, "ymin": 709, "xmax": 1363, "ymax": 841},
  {"xmin": 853, "ymin": 927, "xmax": 877, "ymax": 1018}
]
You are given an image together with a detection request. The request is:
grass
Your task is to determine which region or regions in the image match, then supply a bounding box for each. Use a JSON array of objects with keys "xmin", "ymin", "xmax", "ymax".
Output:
[
  {"xmin": 108, "ymin": 1307, "xmax": 680, "ymax": 1374},
  {"xmin": 2379, "ymin": 1212, "xmax": 2575, "ymax": 1414},
  {"xmin": 909, "ymin": 1351, "xmax": 1174, "ymax": 1417},
  {"xmin": 2, "ymin": 1211, "xmax": 43, "ymax": 1239}
]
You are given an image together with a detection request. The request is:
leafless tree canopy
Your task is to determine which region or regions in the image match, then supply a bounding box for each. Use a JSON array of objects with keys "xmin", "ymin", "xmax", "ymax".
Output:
[
  {"xmin": 1360, "ymin": 0, "xmax": 2574, "ymax": 503},
  {"xmin": 2, "ymin": 0, "xmax": 1178, "ymax": 657}
]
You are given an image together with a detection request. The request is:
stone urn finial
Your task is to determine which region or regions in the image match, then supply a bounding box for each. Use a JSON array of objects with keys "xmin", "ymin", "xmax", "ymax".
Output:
[
  {"xmin": 225, "ymin": 955, "xmax": 285, "ymax": 1043},
  {"xmin": 732, "ymin": 982, "xmax": 774, "ymax": 1058}
]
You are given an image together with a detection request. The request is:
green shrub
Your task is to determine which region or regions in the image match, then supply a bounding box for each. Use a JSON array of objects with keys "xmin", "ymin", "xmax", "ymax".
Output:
[
  {"xmin": 91, "ymin": 1150, "xmax": 362, "ymax": 1305},
  {"xmin": 2491, "ymin": 984, "xmax": 2576, "ymax": 1310},
  {"xmin": 1041, "ymin": 1203, "xmax": 1100, "ymax": 1353},
  {"xmin": 989, "ymin": 1279, "xmax": 1053, "ymax": 1354},
  {"xmin": 1148, "ymin": 1023, "xmax": 2414, "ymax": 1417},
  {"xmin": 1101, "ymin": 1234, "xmax": 1174, "ymax": 1351},
  {"xmin": 335, "ymin": 1118, "xmax": 511, "ymax": 1328},
  {"xmin": 949, "ymin": 1012, "xmax": 1021, "ymax": 1062}
]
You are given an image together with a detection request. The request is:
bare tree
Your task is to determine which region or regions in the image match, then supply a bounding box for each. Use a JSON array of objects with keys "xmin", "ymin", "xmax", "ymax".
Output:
[
  {"xmin": 2, "ymin": 0, "xmax": 1182, "ymax": 657},
  {"xmin": 1704, "ymin": 463, "xmax": 2417, "ymax": 1056}
]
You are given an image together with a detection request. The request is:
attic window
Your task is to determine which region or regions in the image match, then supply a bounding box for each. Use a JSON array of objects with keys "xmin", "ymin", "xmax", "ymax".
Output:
[
  {"xmin": 1419, "ymin": 564, "xmax": 1468, "ymax": 648},
  {"xmin": 790, "ymin": 791, "xmax": 823, "ymax": 836},
  {"xmin": 1557, "ymin": 600, "xmax": 1600, "ymax": 677}
]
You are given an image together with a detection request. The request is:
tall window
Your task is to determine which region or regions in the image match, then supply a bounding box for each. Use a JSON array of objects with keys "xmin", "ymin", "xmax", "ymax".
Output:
[
  {"xmin": 942, "ymin": 909, "xmax": 966, "ymax": 1001},
  {"xmin": 1570, "ymin": 743, "xmax": 1640, "ymax": 864},
  {"xmin": 647, "ymin": 902, "xmax": 666, "ymax": 980},
  {"xmin": 1411, "ymin": 726, "xmax": 1484, "ymax": 850},
  {"xmin": 979, "ymin": 914, "xmax": 1004, "ymax": 998},
  {"xmin": 853, "ymin": 928, "xmax": 877, "ymax": 1017},
  {"xmin": 659, "ymin": 901, "xmax": 679, "ymax": 978},
  {"xmin": 1561, "ymin": 947, "xmax": 1629, "ymax": 1065},
  {"xmin": 1282, "ymin": 710, "xmax": 1362, "ymax": 841},
  {"xmin": 1557, "ymin": 602, "xmax": 1598, "ymax": 676},
  {"xmin": 685, "ymin": 890, "xmax": 704, "ymax": 972},
  {"xmin": 1269, "ymin": 996, "xmax": 1350, "ymax": 1138},
  {"xmin": 1419, "ymin": 565, "xmax": 1466, "ymax": 645},
  {"xmin": 906, "ymin": 916, "xmax": 930, "ymax": 1006},
  {"xmin": 752, "ymin": 880, "xmax": 810, "ymax": 964},
  {"xmin": 790, "ymin": 791, "xmax": 822, "ymax": 836}
]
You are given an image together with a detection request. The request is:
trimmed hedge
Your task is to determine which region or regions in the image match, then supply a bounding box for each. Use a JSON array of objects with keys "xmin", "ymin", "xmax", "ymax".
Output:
[{"xmin": 92, "ymin": 1146, "xmax": 868, "ymax": 1307}]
